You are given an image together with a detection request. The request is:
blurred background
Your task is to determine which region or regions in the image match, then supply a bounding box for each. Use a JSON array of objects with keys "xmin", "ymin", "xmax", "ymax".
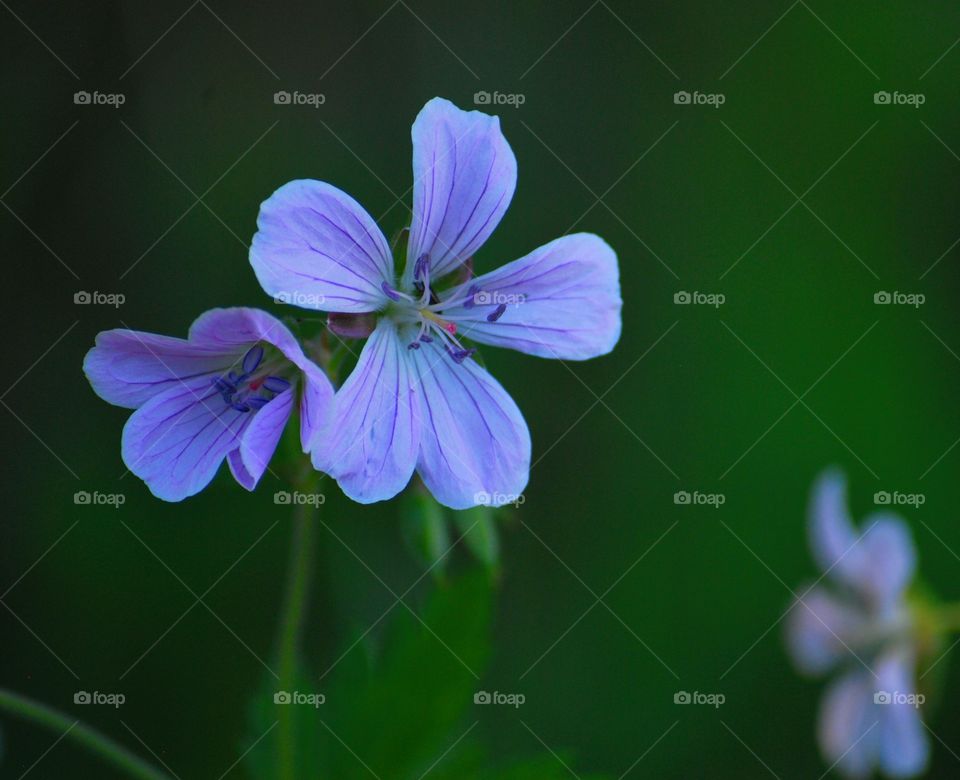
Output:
[{"xmin": 4, "ymin": 0, "xmax": 960, "ymax": 776}]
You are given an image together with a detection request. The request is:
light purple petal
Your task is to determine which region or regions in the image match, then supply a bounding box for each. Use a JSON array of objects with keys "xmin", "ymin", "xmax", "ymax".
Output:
[
  {"xmin": 855, "ymin": 515, "xmax": 916, "ymax": 612},
  {"xmin": 808, "ymin": 470, "xmax": 917, "ymax": 610},
  {"xmin": 84, "ymin": 329, "xmax": 236, "ymax": 409},
  {"xmin": 818, "ymin": 670, "xmax": 879, "ymax": 779},
  {"xmin": 299, "ymin": 370, "xmax": 332, "ymax": 452},
  {"xmin": 311, "ymin": 320, "xmax": 419, "ymax": 504},
  {"xmin": 784, "ymin": 585, "xmax": 864, "ymax": 676},
  {"xmin": 442, "ymin": 233, "xmax": 621, "ymax": 360},
  {"xmin": 121, "ymin": 376, "xmax": 251, "ymax": 501},
  {"xmin": 875, "ymin": 650, "xmax": 928, "ymax": 777},
  {"xmin": 188, "ymin": 308, "xmax": 332, "ymax": 383},
  {"xmin": 228, "ymin": 388, "xmax": 295, "ymax": 491},
  {"xmin": 250, "ymin": 180, "xmax": 393, "ymax": 313},
  {"xmin": 809, "ymin": 469, "xmax": 864, "ymax": 584},
  {"xmin": 404, "ymin": 98, "xmax": 517, "ymax": 286},
  {"xmin": 407, "ymin": 339, "xmax": 530, "ymax": 510}
]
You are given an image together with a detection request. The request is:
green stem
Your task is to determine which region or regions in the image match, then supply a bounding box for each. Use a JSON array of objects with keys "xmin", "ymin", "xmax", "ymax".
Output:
[
  {"xmin": 0, "ymin": 688, "xmax": 168, "ymax": 780},
  {"xmin": 276, "ymin": 467, "xmax": 320, "ymax": 780}
]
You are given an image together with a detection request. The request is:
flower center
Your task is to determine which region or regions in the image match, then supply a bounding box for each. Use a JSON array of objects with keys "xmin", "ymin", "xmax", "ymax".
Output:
[
  {"xmin": 380, "ymin": 254, "xmax": 512, "ymax": 364},
  {"xmin": 212, "ymin": 344, "xmax": 292, "ymax": 413}
]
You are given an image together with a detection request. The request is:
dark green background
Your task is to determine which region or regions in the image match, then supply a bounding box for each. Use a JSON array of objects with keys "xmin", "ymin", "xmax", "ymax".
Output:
[{"xmin": 4, "ymin": 1, "xmax": 960, "ymax": 776}]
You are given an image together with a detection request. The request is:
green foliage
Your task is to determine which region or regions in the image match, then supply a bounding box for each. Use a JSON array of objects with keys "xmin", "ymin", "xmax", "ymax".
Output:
[
  {"xmin": 400, "ymin": 488, "xmax": 502, "ymax": 577},
  {"xmin": 400, "ymin": 489, "xmax": 452, "ymax": 580},
  {"xmin": 244, "ymin": 655, "xmax": 323, "ymax": 780},
  {"xmin": 322, "ymin": 569, "xmax": 492, "ymax": 777},
  {"xmin": 452, "ymin": 507, "xmax": 500, "ymax": 571},
  {"xmin": 243, "ymin": 568, "xmax": 609, "ymax": 779}
]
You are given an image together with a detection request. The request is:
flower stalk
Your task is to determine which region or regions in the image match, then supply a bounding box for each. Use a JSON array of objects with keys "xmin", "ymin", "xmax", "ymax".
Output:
[
  {"xmin": 275, "ymin": 449, "xmax": 322, "ymax": 780},
  {"xmin": 0, "ymin": 688, "xmax": 168, "ymax": 780}
]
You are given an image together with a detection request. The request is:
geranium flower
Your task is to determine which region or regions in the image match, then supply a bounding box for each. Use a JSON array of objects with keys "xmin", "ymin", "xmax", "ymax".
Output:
[
  {"xmin": 84, "ymin": 308, "xmax": 332, "ymax": 501},
  {"xmin": 250, "ymin": 97, "xmax": 621, "ymax": 508},
  {"xmin": 785, "ymin": 470, "xmax": 928, "ymax": 778}
]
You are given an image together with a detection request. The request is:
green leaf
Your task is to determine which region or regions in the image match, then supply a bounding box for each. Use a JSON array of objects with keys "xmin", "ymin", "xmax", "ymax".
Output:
[
  {"xmin": 323, "ymin": 569, "xmax": 493, "ymax": 778},
  {"xmin": 243, "ymin": 654, "xmax": 323, "ymax": 780},
  {"xmin": 475, "ymin": 754, "xmax": 608, "ymax": 780},
  {"xmin": 453, "ymin": 506, "xmax": 500, "ymax": 569},
  {"xmin": 400, "ymin": 489, "xmax": 451, "ymax": 579}
]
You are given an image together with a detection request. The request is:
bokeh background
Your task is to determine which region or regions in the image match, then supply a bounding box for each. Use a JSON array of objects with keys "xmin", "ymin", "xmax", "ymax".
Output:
[{"xmin": 4, "ymin": 0, "xmax": 960, "ymax": 777}]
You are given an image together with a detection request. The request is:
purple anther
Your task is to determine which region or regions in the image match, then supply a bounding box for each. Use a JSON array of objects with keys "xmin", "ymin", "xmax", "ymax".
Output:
[
  {"xmin": 262, "ymin": 376, "xmax": 291, "ymax": 393},
  {"xmin": 446, "ymin": 346, "xmax": 477, "ymax": 364},
  {"xmin": 381, "ymin": 281, "xmax": 402, "ymax": 302},
  {"xmin": 242, "ymin": 345, "xmax": 264, "ymax": 374},
  {"xmin": 486, "ymin": 303, "xmax": 507, "ymax": 322},
  {"xmin": 413, "ymin": 253, "xmax": 430, "ymax": 281},
  {"xmin": 462, "ymin": 285, "xmax": 480, "ymax": 309}
]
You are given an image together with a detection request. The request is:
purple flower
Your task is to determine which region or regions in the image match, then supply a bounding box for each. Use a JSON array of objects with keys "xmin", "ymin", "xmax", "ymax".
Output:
[
  {"xmin": 250, "ymin": 97, "xmax": 622, "ymax": 508},
  {"xmin": 785, "ymin": 470, "xmax": 928, "ymax": 778},
  {"xmin": 84, "ymin": 307, "xmax": 333, "ymax": 501}
]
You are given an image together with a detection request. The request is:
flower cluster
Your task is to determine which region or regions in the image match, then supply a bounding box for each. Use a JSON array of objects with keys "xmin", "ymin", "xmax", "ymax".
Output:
[
  {"xmin": 84, "ymin": 98, "xmax": 622, "ymax": 507},
  {"xmin": 785, "ymin": 470, "xmax": 929, "ymax": 778}
]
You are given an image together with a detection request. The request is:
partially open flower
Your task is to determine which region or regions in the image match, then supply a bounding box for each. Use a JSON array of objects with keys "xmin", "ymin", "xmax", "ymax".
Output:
[
  {"xmin": 785, "ymin": 470, "xmax": 928, "ymax": 778},
  {"xmin": 84, "ymin": 307, "xmax": 332, "ymax": 501}
]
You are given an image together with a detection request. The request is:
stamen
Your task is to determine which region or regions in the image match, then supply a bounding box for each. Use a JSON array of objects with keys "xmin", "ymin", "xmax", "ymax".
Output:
[
  {"xmin": 242, "ymin": 345, "xmax": 264, "ymax": 374},
  {"xmin": 262, "ymin": 376, "xmax": 291, "ymax": 393},
  {"xmin": 486, "ymin": 303, "xmax": 507, "ymax": 322},
  {"xmin": 213, "ymin": 350, "xmax": 293, "ymax": 413},
  {"xmin": 381, "ymin": 281, "xmax": 403, "ymax": 301},
  {"xmin": 413, "ymin": 253, "xmax": 430, "ymax": 282},
  {"xmin": 446, "ymin": 346, "xmax": 477, "ymax": 364},
  {"xmin": 422, "ymin": 309, "xmax": 457, "ymax": 335},
  {"xmin": 462, "ymin": 284, "xmax": 480, "ymax": 309}
]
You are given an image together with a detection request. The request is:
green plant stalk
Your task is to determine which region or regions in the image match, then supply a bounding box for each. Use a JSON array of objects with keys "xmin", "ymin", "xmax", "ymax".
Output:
[
  {"xmin": 276, "ymin": 466, "xmax": 320, "ymax": 780},
  {"xmin": 0, "ymin": 688, "xmax": 168, "ymax": 780}
]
